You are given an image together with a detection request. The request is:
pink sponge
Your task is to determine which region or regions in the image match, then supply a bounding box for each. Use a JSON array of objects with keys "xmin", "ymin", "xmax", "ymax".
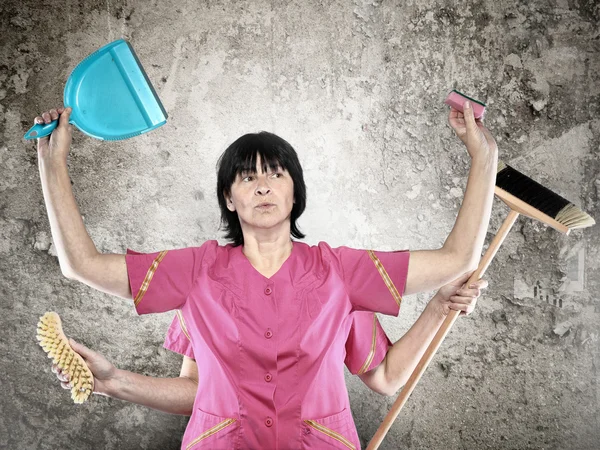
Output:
[{"xmin": 444, "ymin": 90, "xmax": 486, "ymax": 119}]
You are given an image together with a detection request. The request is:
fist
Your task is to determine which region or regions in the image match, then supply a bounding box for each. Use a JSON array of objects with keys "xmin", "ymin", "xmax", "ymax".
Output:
[
  {"xmin": 33, "ymin": 106, "xmax": 73, "ymax": 163},
  {"xmin": 448, "ymin": 101, "xmax": 498, "ymax": 161},
  {"xmin": 433, "ymin": 272, "xmax": 489, "ymax": 317}
]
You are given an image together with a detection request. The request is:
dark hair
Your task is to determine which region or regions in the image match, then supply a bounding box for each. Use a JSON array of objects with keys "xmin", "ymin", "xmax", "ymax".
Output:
[{"xmin": 216, "ymin": 131, "xmax": 307, "ymax": 246}]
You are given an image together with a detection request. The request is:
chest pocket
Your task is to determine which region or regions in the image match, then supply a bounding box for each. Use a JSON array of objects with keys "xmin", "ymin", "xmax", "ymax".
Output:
[
  {"xmin": 183, "ymin": 408, "xmax": 240, "ymax": 450},
  {"xmin": 301, "ymin": 408, "xmax": 360, "ymax": 450}
]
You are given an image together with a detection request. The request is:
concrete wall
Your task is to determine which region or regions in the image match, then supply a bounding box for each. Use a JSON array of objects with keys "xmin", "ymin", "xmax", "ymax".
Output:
[{"xmin": 1, "ymin": 0, "xmax": 598, "ymax": 448}]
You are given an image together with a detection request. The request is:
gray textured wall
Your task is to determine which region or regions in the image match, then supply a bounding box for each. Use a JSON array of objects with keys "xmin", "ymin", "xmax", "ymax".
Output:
[{"xmin": 1, "ymin": 0, "xmax": 598, "ymax": 449}]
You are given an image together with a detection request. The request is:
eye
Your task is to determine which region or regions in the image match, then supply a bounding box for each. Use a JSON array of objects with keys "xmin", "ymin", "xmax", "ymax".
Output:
[
  {"xmin": 270, "ymin": 172, "xmax": 281, "ymax": 178},
  {"xmin": 242, "ymin": 175, "xmax": 254, "ymax": 182}
]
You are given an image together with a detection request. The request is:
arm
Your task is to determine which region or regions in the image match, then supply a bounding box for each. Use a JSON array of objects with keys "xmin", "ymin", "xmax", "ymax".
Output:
[
  {"xmin": 359, "ymin": 273, "xmax": 487, "ymax": 396},
  {"xmin": 35, "ymin": 107, "xmax": 131, "ymax": 299},
  {"xmin": 404, "ymin": 101, "xmax": 498, "ymax": 295},
  {"xmin": 55, "ymin": 339, "xmax": 198, "ymax": 415},
  {"xmin": 103, "ymin": 356, "xmax": 199, "ymax": 415}
]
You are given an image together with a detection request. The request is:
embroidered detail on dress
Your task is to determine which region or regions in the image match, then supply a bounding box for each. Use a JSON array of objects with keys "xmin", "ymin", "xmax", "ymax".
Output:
[
  {"xmin": 303, "ymin": 420, "xmax": 356, "ymax": 450},
  {"xmin": 367, "ymin": 250, "xmax": 402, "ymax": 307},
  {"xmin": 134, "ymin": 250, "xmax": 168, "ymax": 307},
  {"xmin": 176, "ymin": 310, "xmax": 191, "ymax": 341},
  {"xmin": 185, "ymin": 418, "xmax": 236, "ymax": 449},
  {"xmin": 357, "ymin": 315, "xmax": 377, "ymax": 375}
]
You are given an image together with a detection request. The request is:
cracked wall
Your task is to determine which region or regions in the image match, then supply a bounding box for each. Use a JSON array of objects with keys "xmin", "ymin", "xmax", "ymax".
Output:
[{"xmin": 1, "ymin": 0, "xmax": 598, "ymax": 449}]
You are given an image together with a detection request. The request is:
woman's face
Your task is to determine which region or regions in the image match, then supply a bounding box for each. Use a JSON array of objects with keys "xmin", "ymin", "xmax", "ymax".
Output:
[{"xmin": 226, "ymin": 154, "xmax": 295, "ymax": 234}]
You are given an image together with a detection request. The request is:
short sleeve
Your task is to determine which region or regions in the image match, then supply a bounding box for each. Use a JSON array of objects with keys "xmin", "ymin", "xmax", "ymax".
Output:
[
  {"xmin": 321, "ymin": 243, "xmax": 410, "ymax": 316},
  {"xmin": 125, "ymin": 240, "xmax": 216, "ymax": 315},
  {"xmin": 163, "ymin": 311, "xmax": 195, "ymax": 359},
  {"xmin": 345, "ymin": 312, "xmax": 392, "ymax": 375}
]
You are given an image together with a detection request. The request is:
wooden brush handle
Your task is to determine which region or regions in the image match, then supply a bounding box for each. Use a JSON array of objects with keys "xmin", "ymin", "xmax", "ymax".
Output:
[{"xmin": 366, "ymin": 209, "xmax": 520, "ymax": 450}]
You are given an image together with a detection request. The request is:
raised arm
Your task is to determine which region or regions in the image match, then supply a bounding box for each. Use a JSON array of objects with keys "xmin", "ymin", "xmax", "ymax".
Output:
[
  {"xmin": 54, "ymin": 339, "xmax": 198, "ymax": 415},
  {"xmin": 34, "ymin": 107, "xmax": 131, "ymax": 299},
  {"xmin": 404, "ymin": 101, "xmax": 498, "ymax": 295}
]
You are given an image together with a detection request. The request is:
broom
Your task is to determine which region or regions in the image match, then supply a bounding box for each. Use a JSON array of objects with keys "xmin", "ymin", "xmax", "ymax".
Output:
[{"xmin": 367, "ymin": 161, "xmax": 595, "ymax": 449}]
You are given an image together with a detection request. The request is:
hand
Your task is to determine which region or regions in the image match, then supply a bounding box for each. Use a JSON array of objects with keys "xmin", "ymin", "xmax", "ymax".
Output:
[
  {"xmin": 448, "ymin": 101, "xmax": 498, "ymax": 160},
  {"xmin": 33, "ymin": 106, "xmax": 73, "ymax": 163},
  {"xmin": 430, "ymin": 271, "xmax": 488, "ymax": 317},
  {"xmin": 51, "ymin": 338, "xmax": 117, "ymax": 396}
]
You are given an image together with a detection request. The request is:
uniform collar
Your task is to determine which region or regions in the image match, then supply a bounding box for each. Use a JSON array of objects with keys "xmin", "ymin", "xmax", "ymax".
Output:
[{"xmin": 231, "ymin": 240, "xmax": 297, "ymax": 282}]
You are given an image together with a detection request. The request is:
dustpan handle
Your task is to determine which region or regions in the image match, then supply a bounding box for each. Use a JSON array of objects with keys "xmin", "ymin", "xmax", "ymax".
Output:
[{"xmin": 24, "ymin": 119, "xmax": 59, "ymax": 140}]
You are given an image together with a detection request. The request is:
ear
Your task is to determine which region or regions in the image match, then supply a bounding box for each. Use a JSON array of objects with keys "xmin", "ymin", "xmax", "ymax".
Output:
[{"xmin": 223, "ymin": 191, "xmax": 235, "ymax": 211}]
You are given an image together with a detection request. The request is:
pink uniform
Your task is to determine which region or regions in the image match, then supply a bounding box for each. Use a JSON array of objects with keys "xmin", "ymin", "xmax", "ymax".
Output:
[
  {"xmin": 126, "ymin": 240, "xmax": 409, "ymax": 449},
  {"xmin": 164, "ymin": 309, "xmax": 393, "ymax": 377}
]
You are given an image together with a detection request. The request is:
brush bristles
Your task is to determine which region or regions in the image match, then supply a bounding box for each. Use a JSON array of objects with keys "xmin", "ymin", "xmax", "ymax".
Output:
[
  {"xmin": 555, "ymin": 203, "xmax": 596, "ymax": 229},
  {"xmin": 36, "ymin": 312, "xmax": 94, "ymax": 404},
  {"xmin": 496, "ymin": 161, "xmax": 595, "ymax": 230}
]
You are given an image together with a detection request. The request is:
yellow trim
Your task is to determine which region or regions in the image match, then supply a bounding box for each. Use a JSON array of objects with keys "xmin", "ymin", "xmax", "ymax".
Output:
[
  {"xmin": 185, "ymin": 418, "xmax": 236, "ymax": 449},
  {"xmin": 357, "ymin": 315, "xmax": 377, "ymax": 375},
  {"xmin": 304, "ymin": 420, "xmax": 356, "ymax": 450},
  {"xmin": 134, "ymin": 250, "xmax": 168, "ymax": 307},
  {"xmin": 367, "ymin": 250, "xmax": 402, "ymax": 308},
  {"xmin": 176, "ymin": 310, "xmax": 191, "ymax": 341}
]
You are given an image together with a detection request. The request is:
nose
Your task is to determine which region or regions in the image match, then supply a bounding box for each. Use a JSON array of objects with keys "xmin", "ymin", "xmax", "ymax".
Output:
[
  {"xmin": 255, "ymin": 175, "xmax": 272, "ymax": 196},
  {"xmin": 256, "ymin": 185, "xmax": 271, "ymax": 195}
]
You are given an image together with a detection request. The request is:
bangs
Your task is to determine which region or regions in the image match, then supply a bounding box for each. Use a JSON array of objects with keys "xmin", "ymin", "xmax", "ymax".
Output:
[
  {"xmin": 236, "ymin": 149, "xmax": 285, "ymax": 176},
  {"xmin": 224, "ymin": 134, "xmax": 288, "ymax": 187}
]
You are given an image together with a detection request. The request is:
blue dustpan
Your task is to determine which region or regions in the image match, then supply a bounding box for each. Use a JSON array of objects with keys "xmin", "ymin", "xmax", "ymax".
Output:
[{"xmin": 24, "ymin": 39, "xmax": 167, "ymax": 141}]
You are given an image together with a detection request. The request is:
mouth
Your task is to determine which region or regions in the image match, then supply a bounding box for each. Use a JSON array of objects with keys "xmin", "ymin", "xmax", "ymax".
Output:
[{"xmin": 256, "ymin": 203, "xmax": 275, "ymax": 209}]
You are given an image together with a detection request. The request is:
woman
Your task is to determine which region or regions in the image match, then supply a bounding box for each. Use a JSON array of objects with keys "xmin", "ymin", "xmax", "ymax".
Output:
[{"xmin": 34, "ymin": 99, "xmax": 496, "ymax": 449}]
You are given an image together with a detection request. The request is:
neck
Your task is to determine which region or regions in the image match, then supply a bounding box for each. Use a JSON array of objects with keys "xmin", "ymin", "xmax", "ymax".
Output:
[{"xmin": 241, "ymin": 234, "xmax": 294, "ymax": 272}]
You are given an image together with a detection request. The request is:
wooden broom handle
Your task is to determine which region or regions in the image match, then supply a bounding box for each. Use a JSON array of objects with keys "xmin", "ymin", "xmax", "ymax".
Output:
[{"xmin": 366, "ymin": 209, "xmax": 520, "ymax": 450}]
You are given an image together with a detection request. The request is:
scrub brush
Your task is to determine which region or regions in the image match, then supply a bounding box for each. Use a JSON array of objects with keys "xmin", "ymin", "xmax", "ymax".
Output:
[{"xmin": 36, "ymin": 312, "xmax": 94, "ymax": 403}]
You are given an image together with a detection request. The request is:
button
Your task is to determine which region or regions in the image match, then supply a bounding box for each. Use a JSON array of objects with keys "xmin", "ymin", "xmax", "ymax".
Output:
[
  {"xmin": 265, "ymin": 287, "xmax": 272, "ymax": 295},
  {"xmin": 264, "ymin": 329, "xmax": 273, "ymax": 339},
  {"xmin": 264, "ymin": 373, "xmax": 272, "ymax": 382},
  {"xmin": 265, "ymin": 417, "xmax": 273, "ymax": 427}
]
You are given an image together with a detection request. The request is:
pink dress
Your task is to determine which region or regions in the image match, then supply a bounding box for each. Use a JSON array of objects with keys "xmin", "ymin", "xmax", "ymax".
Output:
[{"xmin": 126, "ymin": 240, "xmax": 409, "ymax": 449}]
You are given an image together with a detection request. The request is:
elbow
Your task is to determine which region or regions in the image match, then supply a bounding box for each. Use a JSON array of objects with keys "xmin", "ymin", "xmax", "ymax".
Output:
[
  {"xmin": 60, "ymin": 265, "xmax": 78, "ymax": 280},
  {"xmin": 462, "ymin": 257, "xmax": 479, "ymax": 274},
  {"xmin": 56, "ymin": 256, "xmax": 87, "ymax": 280},
  {"xmin": 460, "ymin": 244, "xmax": 481, "ymax": 272},
  {"xmin": 385, "ymin": 377, "xmax": 404, "ymax": 396},
  {"xmin": 381, "ymin": 382, "xmax": 402, "ymax": 397},
  {"xmin": 444, "ymin": 247, "xmax": 479, "ymax": 277},
  {"xmin": 381, "ymin": 372, "xmax": 404, "ymax": 397},
  {"xmin": 370, "ymin": 385, "xmax": 393, "ymax": 397},
  {"xmin": 61, "ymin": 260, "xmax": 85, "ymax": 281}
]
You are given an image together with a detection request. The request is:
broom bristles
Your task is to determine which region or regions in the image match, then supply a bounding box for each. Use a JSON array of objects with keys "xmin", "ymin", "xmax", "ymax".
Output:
[{"xmin": 496, "ymin": 161, "xmax": 595, "ymax": 230}]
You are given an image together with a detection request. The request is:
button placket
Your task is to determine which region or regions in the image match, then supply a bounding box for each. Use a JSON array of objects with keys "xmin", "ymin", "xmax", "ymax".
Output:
[{"xmin": 258, "ymin": 281, "xmax": 276, "ymax": 432}]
